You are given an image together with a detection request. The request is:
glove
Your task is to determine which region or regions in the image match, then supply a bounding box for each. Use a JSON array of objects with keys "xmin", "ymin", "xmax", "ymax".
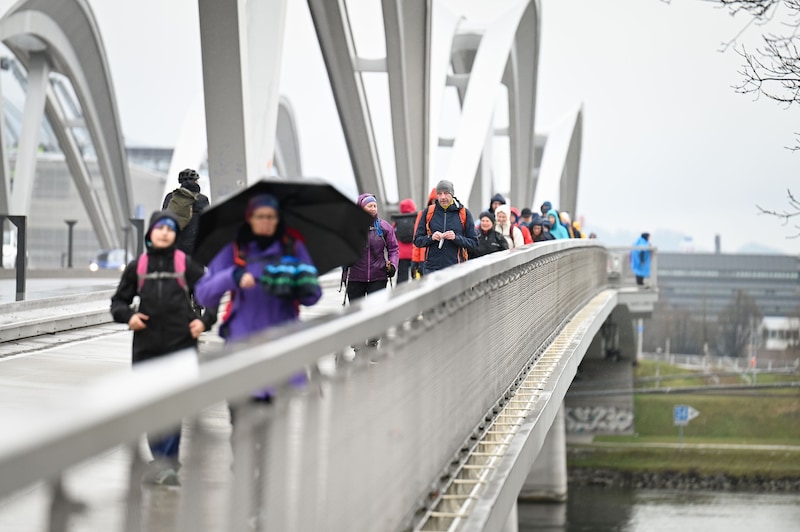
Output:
[
  {"xmin": 386, "ymin": 262, "xmax": 397, "ymax": 278},
  {"xmin": 410, "ymin": 262, "xmax": 422, "ymax": 279}
]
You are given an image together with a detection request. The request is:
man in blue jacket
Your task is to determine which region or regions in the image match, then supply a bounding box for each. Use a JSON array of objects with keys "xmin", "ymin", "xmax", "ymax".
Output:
[{"xmin": 413, "ymin": 180, "xmax": 478, "ymax": 274}]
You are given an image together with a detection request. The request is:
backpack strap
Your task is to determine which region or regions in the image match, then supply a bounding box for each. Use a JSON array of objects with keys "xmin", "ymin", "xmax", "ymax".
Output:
[
  {"xmin": 424, "ymin": 204, "xmax": 469, "ymax": 262},
  {"xmin": 136, "ymin": 250, "xmax": 188, "ymax": 295}
]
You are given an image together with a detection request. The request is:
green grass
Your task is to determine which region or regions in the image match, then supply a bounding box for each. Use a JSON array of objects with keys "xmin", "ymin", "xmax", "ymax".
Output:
[
  {"xmin": 568, "ymin": 446, "xmax": 800, "ymax": 479},
  {"xmin": 570, "ymin": 359, "xmax": 800, "ymax": 477}
]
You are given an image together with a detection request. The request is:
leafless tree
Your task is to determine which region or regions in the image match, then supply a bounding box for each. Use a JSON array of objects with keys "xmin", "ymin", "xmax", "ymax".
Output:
[
  {"xmin": 716, "ymin": 289, "xmax": 763, "ymax": 357},
  {"xmin": 756, "ymin": 188, "xmax": 800, "ymax": 236}
]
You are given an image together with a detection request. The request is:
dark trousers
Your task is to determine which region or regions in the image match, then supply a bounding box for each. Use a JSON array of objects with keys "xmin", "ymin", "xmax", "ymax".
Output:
[
  {"xmin": 149, "ymin": 432, "xmax": 181, "ymax": 468},
  {"xmin": 636, "ymin": 275, "xmax": 645, "ymax": 286},
  {"xmin": 397, "ymin": 259, "xmax": 412, "ymax": 284},
  {"xmin": 346, "ymin": 279, "xmax": 387, "ymax": 302}
]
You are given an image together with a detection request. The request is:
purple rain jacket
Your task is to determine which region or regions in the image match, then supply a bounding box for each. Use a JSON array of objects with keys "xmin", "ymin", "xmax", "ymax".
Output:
[
  {"xmin": 346, "ymin": 217, "xmax": 399, "ymax": 283},
  {"xmin": 194, "ymin": 238, "xmax": 322, "ymax": 343}
]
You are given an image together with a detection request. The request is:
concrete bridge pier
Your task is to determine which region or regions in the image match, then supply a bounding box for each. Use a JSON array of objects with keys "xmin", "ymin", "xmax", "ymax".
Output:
[
  {"xmin": 518, "ymin": 404, "xmax": 568, "ymax": 502},
  {"xmin": 502, "ymin": 501, "xmax": 519, "ymax": 532}
]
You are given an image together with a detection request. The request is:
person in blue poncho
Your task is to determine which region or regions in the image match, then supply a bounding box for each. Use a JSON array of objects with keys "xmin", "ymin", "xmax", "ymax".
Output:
[{"xmin": 631, "ymin": 232, "xmax": 652, "ymax": 286}]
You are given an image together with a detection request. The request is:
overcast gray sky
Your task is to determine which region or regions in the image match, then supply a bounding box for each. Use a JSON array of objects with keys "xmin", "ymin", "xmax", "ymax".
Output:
[{"xmin": 83, "ymin": 0, "xmax": 800, "ymax": 255}]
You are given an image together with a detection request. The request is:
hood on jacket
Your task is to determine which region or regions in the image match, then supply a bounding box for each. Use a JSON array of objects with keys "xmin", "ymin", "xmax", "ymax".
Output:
[
  {"xmin": 510, "ymin": 207, "xmax": 521, "ymax": 222},
  {"xmin": 399, "ymin": 198, "xmax": 417, "ymax": 213},
  {"xmin": 494, "ymin": 204, "xmax": 512, "ymax": 230},
  {"xmin": 560, "ymin": 211, "xmax": 572, "ymax": 224},
  {"xmin": 145, "ymin": 210, "xmax": 181, "ymax": 248},
  {"xmin": 530, "ymin": 214, "xmax": 544, "ymax": 227},
  {"xmin": 489, "ymin": 193, "xmax": 507, "ymax": 211},
  {"xmin": 427, "ymin": 187, "xmax": 438, "ymax": 206},
  {"xmin": 541, "ymin": 200, "xmax": 553, "ymax": 213}
]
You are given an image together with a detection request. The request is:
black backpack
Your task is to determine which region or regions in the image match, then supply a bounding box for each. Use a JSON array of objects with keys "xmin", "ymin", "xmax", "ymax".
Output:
[{"xmin": 391, "ymin": 213, "xmax": 417, "ymax": 243}]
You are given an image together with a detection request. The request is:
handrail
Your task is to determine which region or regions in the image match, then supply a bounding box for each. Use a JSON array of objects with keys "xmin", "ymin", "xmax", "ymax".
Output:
[{"xmin": 0, "ymin": 240, "xmax": 612, "ymax": 531}]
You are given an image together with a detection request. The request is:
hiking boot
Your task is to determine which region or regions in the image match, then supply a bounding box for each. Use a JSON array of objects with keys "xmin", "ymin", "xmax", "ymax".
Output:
[{"xmin": 142, "ymin": 466, "xmax": 181, "ymax": 487}]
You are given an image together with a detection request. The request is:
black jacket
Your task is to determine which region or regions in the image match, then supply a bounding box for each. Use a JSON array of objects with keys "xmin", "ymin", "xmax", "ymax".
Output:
[
  {"xmin": 162, "ymin": 190, "xmax": 210, "ymax": 255},
  {"xmin": 470, "ymin": 229, "xmax": 508, "ymax": 259},
  {"xmin": 111, "ymin": 212, "xmax": 216, "ymax": 363}
]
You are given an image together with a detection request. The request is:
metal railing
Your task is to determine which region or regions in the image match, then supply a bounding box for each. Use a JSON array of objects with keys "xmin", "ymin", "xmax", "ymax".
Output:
[{"xmin": 0, "ymin": 240, "xmax": 609, "ymax": 532}]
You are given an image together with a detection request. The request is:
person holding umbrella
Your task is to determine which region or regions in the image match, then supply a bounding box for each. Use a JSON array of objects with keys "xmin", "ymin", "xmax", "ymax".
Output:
[{"xmin": 194, "ymin": 194, "xmax": 322, "ymax": 383}]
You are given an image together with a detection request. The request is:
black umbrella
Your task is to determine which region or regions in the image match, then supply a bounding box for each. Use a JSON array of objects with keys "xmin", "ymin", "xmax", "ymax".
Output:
[{"xmin": 193, "ymin": 177, "xmax": 373, "ymax": 274}]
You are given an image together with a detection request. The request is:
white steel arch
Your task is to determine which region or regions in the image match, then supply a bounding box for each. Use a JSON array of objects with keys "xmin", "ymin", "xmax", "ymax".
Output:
[{"xmin": 0, "ymin": 0, "xmax": 133, "ymax": 248}]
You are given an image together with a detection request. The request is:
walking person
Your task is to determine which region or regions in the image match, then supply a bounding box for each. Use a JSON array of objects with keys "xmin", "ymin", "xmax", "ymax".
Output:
[
  {"xmin": 470, "ymin": 211, "xmax": 508, "ymax": 259},
  {"xmin": 194, "ymin": 193, "xmax": 322, "ymax": 349},
  {"xmin": 410, "ymin": 188, "xmax": 438, "ymax": 280},
  {"xmin": 344, "ymin": 193, "xmax": 399, "ymax": 304},
  {"xmin": 631, "ymin": 232, "xmax": 653, "ymax": 286},
  {"xmin": 413, "ymin": 180, "xmax": 478, "ymax": 274},
  {"xmin": 494, "ymin": 204, "xmax": 525, "ymax": 249},
  {"xmin": 162, "ymin": 168, "xmax": 210, "ymax": 255},
  {"xmin": 341, "ymin": 194, "xmax": 399, "ymax": 350},
  {"xmin": 390, "ymin": 198, "xmax": 417, "ymax": 284},
  {"xmin": 110, "ymin": 210, "xmax": 217, "ymax": 486}
]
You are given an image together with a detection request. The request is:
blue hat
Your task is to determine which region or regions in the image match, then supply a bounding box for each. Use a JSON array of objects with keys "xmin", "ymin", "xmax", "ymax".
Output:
[{"xmin": 246, "ymin": 194, "xmax": 280, "ymax": 218}]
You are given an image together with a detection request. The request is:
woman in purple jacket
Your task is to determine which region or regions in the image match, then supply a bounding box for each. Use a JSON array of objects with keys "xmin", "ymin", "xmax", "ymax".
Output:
[
  {"xmin": 344, "ymin": 193, "xmax": 399, "ymax": 304},
  {"xmin": 194, "ymin": 193, "xmax": 322, "ymax": 369}
]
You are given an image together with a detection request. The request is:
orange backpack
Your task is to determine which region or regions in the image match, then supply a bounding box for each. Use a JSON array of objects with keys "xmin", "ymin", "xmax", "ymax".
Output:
[{"xmin": 424, "ymin": 204, "xmax": 469, "ymax": 263}]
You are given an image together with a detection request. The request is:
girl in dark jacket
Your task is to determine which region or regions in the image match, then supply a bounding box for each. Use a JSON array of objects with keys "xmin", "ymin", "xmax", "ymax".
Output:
[
  {"xmin": 111, "ymin": 210, "xmax": 217, "ymax": 485},
  {"xmin": 470, "ymin": 211, "xmax": 508, "ymax": 258}
]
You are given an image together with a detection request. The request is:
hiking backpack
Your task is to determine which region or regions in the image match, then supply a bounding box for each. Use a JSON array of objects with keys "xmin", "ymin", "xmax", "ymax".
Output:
[
  {"xmin": 167, "ymin": 188, "xmax": 198, "ymax": 230},
  {"xmin": 136, "ymin": 250, "xmax": 188, "ymax": 295},
  {"xmin": 391, "ymin": 213, "xmax": 417, "ymax": 243},
  {"xmin": 424, "ymin": 204, "xmax": 469, "ymax": 262}
]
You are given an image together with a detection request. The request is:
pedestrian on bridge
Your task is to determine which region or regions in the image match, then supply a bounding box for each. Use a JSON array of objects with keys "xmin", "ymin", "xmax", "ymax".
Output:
[
  {"xmin": 413, "ymin": 180, "xmax": 478, "ymax": 274},
  {"xmin": 470, "ymin": 211, "xmax": 508, "ymax": 259},
  {"xmin": 494, "ymin": 205, "xmax": 525, "ymax": 249},
  {"xmin": 194, "ymin": 194, "xmax": 322, "ymax": 393},
  {"xmin": 161, "ymin": 168, "xmax": 210, "ymax": 255},
  {"xmin": 344, "ymin": 193, "xmax": 399, "ymax": 304},
  {"xmin": 110, "ymin": 210, "xmax": 218, "ymax": 486},
  {"xmin": 631, "ymin": 232, "xmax": 652, "ymax": 286}
]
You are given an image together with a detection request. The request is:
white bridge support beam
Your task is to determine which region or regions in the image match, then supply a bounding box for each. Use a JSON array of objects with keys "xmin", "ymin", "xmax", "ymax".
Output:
[
  {"xmin": 10, "ymin": 52, "xmax": 48, "ymax": 217},
  {"xmin": 381, "ymin": 0, "xmax": 431, "ymax": 206},
  {"xmin": 198, "ymin": 0, "xmax": 288, "ymax": 202},
  {"xmin": 443, "ymin": 0, "xmax": 528, "ymax": 203},
  {"xmin": 504, "ymin": 1, "xmax": 540, "ymax": 210},
  {"xmin": 0, "ymin": 60, "xmax": 10, "ymax": 215},
  {"xmin": 46, "ymin": 82, "xmax": 115, "ymax": 247},
  {"xmin": 0, "ymin": 0, "xmax": 136, "ymax": 248},
  {"xmin": 519, "ymin": 403, "xmax": 568, "ymax": 502},
  {"xmin": 307, "ymin": 0, "xmax": 387, "ymax": 213}
]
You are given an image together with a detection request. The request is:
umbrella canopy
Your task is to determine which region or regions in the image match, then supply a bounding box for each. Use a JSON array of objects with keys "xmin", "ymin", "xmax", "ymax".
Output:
[{"xmin": 193, "ymin": 178, "xmax": 373, "ymax": 274}]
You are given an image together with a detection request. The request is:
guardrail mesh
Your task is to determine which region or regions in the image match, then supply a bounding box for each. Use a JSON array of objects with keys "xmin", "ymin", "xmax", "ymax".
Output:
[{"xmin": 0, "ymin": 242, "xmax": 609, "ymax": 532}]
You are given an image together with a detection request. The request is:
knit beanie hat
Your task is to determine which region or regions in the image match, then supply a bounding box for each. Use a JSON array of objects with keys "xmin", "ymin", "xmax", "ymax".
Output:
[
  {"xmin": 357, "ymin": 193, "xmax": 377, "ymax": 208},
  {"xmin": 479, "ymin": 211, "xmax": 495, "ymax": 223},
  {"xmin": 435, "ymin": 180, "xmax": 454, "ymax": 195},
  {"xmin": 245, "ymin": 194, "xmax": 280, "ymax": 219}
]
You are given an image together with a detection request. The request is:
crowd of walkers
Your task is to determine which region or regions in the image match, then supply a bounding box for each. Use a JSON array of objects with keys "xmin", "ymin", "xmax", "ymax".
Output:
[{"xmin": 108, "ymin": 168, "xmax": 600, "ymax": 487}]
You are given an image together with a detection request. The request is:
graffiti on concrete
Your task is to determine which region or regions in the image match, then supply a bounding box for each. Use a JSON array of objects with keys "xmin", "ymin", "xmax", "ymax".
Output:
[{"xmin": 566, "ymin": 406, "xmax": 633, "ymax": 433}]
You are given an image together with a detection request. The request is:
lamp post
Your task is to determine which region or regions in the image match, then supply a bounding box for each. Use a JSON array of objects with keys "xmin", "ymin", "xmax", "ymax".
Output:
[{"xmin": 65, "ymin": 220, "xmax": 77, "ymax": 268}]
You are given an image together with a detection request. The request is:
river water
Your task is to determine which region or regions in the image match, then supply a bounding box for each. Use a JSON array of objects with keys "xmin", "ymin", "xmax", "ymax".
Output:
[{"xmin": 518, "ymin": 485, "xmax": 800, "ymax": 531}]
